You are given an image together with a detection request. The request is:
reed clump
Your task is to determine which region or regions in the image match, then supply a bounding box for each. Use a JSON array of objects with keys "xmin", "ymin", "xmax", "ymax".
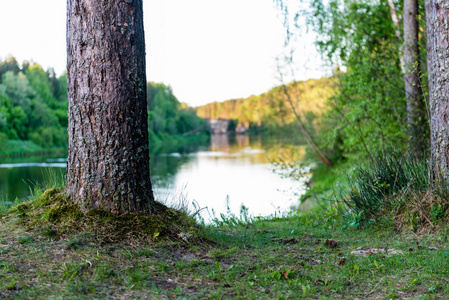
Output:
[{"xmin": 344, "ymin": 152, "xmax": 449, "ymax": 230}]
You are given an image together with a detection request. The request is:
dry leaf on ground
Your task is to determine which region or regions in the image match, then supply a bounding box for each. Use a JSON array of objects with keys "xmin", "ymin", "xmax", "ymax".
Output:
[
  {"xmin": 280, "ymin": 271, "xmax": 289, "ymax": 280},
  {"xmin": 325, "ymin": 239, "xmax": 338, "ymax": 248}
]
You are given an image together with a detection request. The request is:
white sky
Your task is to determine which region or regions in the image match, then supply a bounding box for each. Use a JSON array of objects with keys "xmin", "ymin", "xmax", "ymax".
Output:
[{"xmin": 0, "ymin": 0, "xmax": 326, "ymax": 106}]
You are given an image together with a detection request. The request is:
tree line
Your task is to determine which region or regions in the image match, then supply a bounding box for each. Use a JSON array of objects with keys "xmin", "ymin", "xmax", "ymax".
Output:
[
  {"xmin": 195, "ymin": 77, "xmax": 336, "ymax": 136},
  {"xmin": 0, "ymin": 56, "xmax": 207, "ymax": 152},
  {"xmin": 147, "ymin": 82, "xmax": 208, "ymax": 144},
  {"xmin": 0, "ymin": 56, "xmax": 68, "ymax": 149}
]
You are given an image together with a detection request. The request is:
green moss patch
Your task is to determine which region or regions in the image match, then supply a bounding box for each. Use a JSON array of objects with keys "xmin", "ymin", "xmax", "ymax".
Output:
[{"xmin": 7, "ymin": 188, "xmax": 205, "ymax": 244}]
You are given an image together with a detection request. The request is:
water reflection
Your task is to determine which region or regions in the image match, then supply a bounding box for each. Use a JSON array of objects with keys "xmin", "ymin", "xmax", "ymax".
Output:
[
  {"xmin": 0, "ymin": 160, "xmax": 66, "ymax": 204},
  {"xmin": 155, "ymin": 135, "xmax": 307, "ymax": 222},
  {"xmin": 150, "ymin": 141, "xmax": 207, "ymax": 187}
]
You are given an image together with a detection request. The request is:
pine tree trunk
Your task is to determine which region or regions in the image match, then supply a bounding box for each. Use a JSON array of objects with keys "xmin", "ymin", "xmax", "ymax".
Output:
[
  {"xmin": 66, "ymin": 0, "xmax": 155, "ymax": 214},
  {"xmin": 404, "ymin": 0, "xmax": 427, "ymax": 158},
  {"xmin": 426, "ymin": 0, "xmax": 449, "ymax": 182}
]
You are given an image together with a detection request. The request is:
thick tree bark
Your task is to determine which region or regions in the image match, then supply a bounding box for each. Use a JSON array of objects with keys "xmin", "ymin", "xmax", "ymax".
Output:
[
  {"xmin": 404, "ymin": 0, "xmax": 427, "ymax": 158},
  {"xmin": 66, "ymin": 0, "xmax": 155, "ymax": 214},
  {"xmin": 426, "ymin": 0, "xmax": 449, "ymax": 182}
]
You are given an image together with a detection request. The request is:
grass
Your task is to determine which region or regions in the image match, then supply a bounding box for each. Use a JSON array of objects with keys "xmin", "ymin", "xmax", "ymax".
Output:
[{"xmin": 1, "ymin": 190, "xmax": 449, "ymax": 299}]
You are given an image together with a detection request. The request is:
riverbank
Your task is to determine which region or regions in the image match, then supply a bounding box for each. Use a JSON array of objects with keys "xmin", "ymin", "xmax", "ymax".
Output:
[
  {"xmin": 0, "ymin": 134, "xmax": 210, "ymax": 159},
  {"xmin": 0, "ymin": 140, "xmax": 66, "ymax": 159},
  {"xmin": 150, "ymin": 133, "xmax": 210, "ymax": 154},
  {"xmin": 1, "ymin": 191, "xmax": 448, "ymax": 299}
]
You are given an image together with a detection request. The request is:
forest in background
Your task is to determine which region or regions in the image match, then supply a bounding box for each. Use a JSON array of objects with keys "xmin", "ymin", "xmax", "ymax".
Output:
[
  {"xmin": 0, "ymin": 56, "xmax": 208, "ymax": 155},
  {"xmin": 195, "ymin": 77, "xmax": 336, "ymax": 137},
  {"xmin": 0, "ymin": 57, "xmax": 68, "ymax": 151}
]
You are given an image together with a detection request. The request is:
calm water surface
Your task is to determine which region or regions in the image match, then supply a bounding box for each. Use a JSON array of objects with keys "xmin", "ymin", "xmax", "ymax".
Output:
[{"xmin": 0, "ymin": 135, "xmax": 307, "ymax": 221}]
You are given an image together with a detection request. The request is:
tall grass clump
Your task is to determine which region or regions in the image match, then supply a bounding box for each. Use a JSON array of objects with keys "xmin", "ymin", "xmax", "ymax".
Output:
[
  {"xmin": 345, "ymin": 152, "xmax": 429, "ymax": 221},
  {"xmin": 27, "ymin": 168, "xmax": 66, "ymax": 199}
]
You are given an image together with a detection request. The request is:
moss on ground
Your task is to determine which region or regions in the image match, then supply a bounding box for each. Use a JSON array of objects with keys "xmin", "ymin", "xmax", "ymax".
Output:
[{"xmin": 6, "ymin": 188, "xmax": 205, "ymax": 245}]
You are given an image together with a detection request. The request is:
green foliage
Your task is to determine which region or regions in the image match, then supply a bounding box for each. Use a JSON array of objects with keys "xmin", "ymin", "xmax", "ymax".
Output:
[
  {"xmin": 430, "ymin": 203, "xmax": 445, "ymax": 222},
  {"xmin": 308, "ymin": 0, "xmax": 417, "ymax": 159},
  {"xmin": 0, "ymin": 56, "xmax": 20, "ymax": 78},
  {"xmin": 277, "ymin": 0, "xmax": 428, "ymax": 166},
  {"xmin": 0, "ymin": 71, "xmax": 34, "ymax": 114},
  {"xmin": 209, "ymin": 198, "xmax": 253, "ymax": 227},
  {"xmin": 0, "ymin": 58, "xmax": 68, "ymax": 149},
  {"xmin": 274, "ymin": 0, "xmax": 429, "ymax": 211},
  {"xmin": 0, "ymin": 139, "xmax": 45, "ymax": 156}
]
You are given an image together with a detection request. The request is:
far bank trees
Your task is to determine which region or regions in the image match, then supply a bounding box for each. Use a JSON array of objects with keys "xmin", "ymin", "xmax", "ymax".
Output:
[
  {"xmin": 0, "ymin": 57, "xmax": 68, "ymax": 148},
  {"xmin": 66, "ymin": 0, "xmax": 155, "ymax": 214}
]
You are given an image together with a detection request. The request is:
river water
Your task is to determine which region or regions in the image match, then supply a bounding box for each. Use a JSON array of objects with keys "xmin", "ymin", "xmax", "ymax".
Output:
[{"xmin": 0, "ymin": 135, "xmax": 307, "ymax": 221}]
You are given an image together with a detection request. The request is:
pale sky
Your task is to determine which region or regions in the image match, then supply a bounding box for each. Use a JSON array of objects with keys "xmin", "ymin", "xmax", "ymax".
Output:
[{"xmin": 0, "ymin": 0, "xmax": 326, "ymax": 106}]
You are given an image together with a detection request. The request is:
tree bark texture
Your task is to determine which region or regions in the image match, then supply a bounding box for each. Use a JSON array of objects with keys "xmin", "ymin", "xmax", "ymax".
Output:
[
  {"xmin": 426, "ymin": 0, "xmax": 449, "ymax": 182},
  {"xmin": 66, "ymin": 0, "xmax": 155, "ymax": 214},
  {"xmin": 404, "ymin": 0, "xmax": 427, "ymax": 158}
]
